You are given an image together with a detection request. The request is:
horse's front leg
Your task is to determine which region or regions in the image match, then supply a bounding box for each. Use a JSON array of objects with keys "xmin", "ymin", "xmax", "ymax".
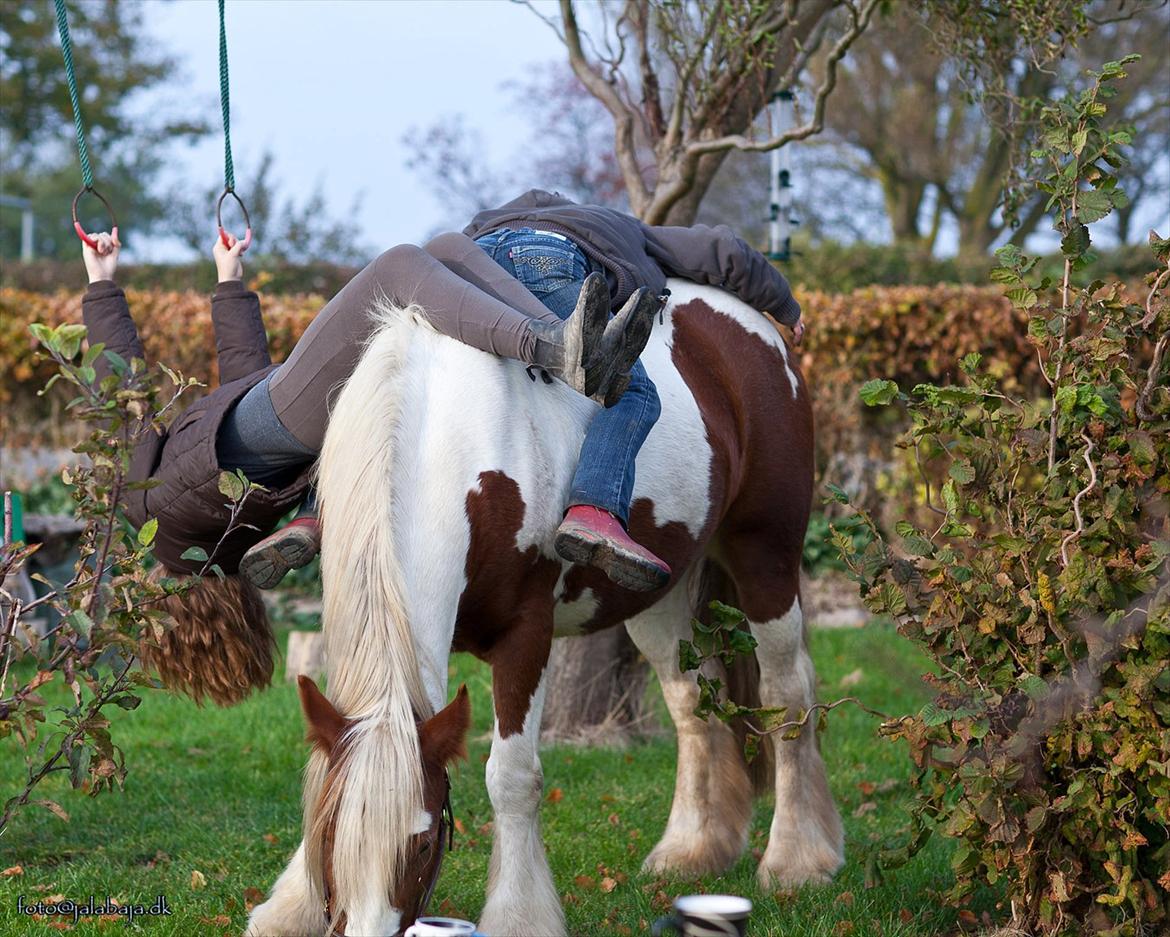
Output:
[{"xmin": 478, "ymin": 628, "xmax": 565, "ymax": 937}]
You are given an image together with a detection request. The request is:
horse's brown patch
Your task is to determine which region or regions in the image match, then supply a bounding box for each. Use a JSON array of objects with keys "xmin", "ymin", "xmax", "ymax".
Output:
[
  {"xmin": 670, "ymin": 298, "xmax": 813, "ymax": 620},
  {"xmin": 455, "ymin": 471, "xmax": 561, "ymax": 736}
]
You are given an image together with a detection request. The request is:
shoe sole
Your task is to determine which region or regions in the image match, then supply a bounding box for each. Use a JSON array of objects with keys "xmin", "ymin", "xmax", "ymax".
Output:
[
  {"xmin": 591, "ymin": 290, "xmax": 659, "ymax": 406},
  {"xmin": 577, "ymin": 274, "xmax": 612, "ymax": 397},
  {"xmin": 239, "ymin": 529, "xmax": 319, "ymax": 590},
  {"xmin": 554, "ymin": 527, "xmax": 670, "ymax": 593}
]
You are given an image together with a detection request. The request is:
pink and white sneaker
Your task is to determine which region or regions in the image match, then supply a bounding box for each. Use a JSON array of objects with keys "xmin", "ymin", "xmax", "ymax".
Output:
[
  {"xmin": 554, "ymin": 505, "xmax": 671, "ymax": 592},
  {"xmin": 239, "ymin": 516, "xmax": 320, "ymax": 590}
]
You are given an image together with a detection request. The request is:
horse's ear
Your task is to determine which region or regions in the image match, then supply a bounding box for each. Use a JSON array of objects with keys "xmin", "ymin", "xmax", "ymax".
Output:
[
  {"xmin": 419, "ymin": 684, "xmax": 471, "ymax": 766},
  {"xmin": 297, "ymin": 675, "xmax": 347, "ymax": 752}
]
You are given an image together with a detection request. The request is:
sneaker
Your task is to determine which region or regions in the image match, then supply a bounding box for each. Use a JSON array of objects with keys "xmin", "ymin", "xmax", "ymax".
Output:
[
  {"xmin": 587, "ymin": 288, "xmax": 660, "ymax": 407},
  {"xmin": 239, "ymin": 517, "xmax": 320, "ymax": 590},
  {"xmin": 554, "ymin": 505, "xmax": 671, "ymax": 592}
]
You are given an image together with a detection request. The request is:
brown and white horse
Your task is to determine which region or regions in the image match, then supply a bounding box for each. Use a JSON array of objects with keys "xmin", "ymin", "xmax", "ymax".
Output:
[{"xmin": 246, "ymin": 281, "xmax": 843, "ymax": 937}]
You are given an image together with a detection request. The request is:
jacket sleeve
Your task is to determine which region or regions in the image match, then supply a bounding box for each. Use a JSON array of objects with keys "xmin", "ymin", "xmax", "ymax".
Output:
[
  {"xmin": 642, "ymin": 222, "xmax": 802, "ymax": 326},
  {"xmin": 210, "ymin": 279, "xmax": 271, "ymax": 385},
  {"xmin": 81, "ymin": 280, "xmax": 147, "ymax": 380}
]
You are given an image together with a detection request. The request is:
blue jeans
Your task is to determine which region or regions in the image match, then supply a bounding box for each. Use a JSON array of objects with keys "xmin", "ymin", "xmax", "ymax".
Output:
[{"xmin": 475, "ymin": 227, "xmax": 662, "ymax": 526}]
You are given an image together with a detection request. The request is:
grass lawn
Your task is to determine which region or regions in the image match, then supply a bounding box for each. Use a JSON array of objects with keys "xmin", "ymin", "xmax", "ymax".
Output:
[{"xmin": 0, "ymin": 621, "xmax": 993, "ymax": 936}]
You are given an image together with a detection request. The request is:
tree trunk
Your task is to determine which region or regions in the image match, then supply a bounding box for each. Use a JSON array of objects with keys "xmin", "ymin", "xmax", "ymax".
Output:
[
  {"xmin": 540, "ymin": 628, "xmax": 655, "ymax": 744},
  {"xmin": 878, "ymin": 169, "xmax": 927, "ymax": 246},
  {"xmin": 285, "ymin": 630, "xmax": 326, "ymax": 683}
]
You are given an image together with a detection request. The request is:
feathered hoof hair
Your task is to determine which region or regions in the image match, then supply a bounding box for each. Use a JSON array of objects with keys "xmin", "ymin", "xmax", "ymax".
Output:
[{"xmin": 141, "ymin": 568, "xmax": 276, "ymax": 707}]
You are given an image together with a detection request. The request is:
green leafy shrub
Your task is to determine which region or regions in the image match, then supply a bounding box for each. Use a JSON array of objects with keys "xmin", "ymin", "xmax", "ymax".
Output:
[
  {"xmin": 835, "ymin": 58, "xmax": 1169, "ymax": 934},
  {"xmin": 0, "ymin": 323, "xmax": 201, "ymax": 832}
]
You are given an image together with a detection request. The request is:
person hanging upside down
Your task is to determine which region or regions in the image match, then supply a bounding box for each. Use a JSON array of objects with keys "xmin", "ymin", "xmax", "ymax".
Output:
[{"xmin": 77, "ymin": 229, "xmax": 654, "ymax": 704}]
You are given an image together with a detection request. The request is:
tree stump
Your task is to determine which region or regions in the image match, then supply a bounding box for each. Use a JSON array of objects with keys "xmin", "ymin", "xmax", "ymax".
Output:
[
  {"xmin": 540, "ymin": 629, "xmax": 654, "ymax": 745},
  {"xmin": 285, "ymin": 630, "xmax": 326, "ymax": 682}
]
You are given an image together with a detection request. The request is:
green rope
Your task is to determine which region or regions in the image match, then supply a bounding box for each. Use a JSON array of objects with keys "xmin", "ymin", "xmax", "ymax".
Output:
[
  {"xmin": 53, "ymin": 0, "xmax": 95, "ymax": 190},
  {"xmin": 218, "ymin": 0, "xmax": 235, "ymax": 192}
]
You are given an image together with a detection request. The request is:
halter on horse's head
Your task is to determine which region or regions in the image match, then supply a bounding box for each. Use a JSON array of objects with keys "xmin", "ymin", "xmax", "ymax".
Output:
[{"xmin": 297, "ymin": 676, "xmax": 470, "ymax": 936}]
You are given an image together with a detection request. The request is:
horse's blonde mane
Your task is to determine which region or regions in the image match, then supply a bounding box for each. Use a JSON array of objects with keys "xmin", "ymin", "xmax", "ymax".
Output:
[{"xmin": 307, "ymin": 299, "xmax": 435, "ymax": 926}]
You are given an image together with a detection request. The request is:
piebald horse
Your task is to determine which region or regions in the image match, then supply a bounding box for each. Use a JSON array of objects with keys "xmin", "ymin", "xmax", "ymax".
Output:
[{"xmin": 246, "ymin": 281, "xmax": 843, "ymax": 937}]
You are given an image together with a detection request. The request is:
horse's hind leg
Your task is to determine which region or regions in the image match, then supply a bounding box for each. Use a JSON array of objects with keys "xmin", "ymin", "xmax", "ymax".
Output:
[
  {"xmin": 478, "ymin": 632, "xmax": 566, "ymax": 937},
  {"xmin": 624, "ymin": 564, "xmax": 753, "ymax": 876},
  {"xmin": 721, "ymin": 538, "xmax": 844, "ymax": 887}
]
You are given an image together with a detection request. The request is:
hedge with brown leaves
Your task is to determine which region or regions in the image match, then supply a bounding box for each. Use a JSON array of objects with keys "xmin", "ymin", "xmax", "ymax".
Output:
[{"xmin": 2, "ymin": 283, "xmax": 1050, "ymax": 472}]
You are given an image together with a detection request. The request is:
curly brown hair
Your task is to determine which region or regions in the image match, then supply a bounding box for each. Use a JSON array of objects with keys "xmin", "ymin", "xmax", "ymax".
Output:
[{"xmin": 140, "ymin": 569, "xmax": 276, "ymax": 707}]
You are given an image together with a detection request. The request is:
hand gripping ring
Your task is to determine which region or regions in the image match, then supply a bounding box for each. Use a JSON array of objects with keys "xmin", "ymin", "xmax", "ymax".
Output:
[
  {"xmin": 216, "ymin": 188, "xmax": 253, "ymax": 252},
  {"xmin": 71, "ymin": 186, "xmax": 119, "ymax": 250}
]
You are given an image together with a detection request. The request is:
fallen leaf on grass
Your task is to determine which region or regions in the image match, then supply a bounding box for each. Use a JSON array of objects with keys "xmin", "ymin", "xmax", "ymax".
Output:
[
  {"xmin": 608, "ymin": 813, "xmax": 620, "ymax": 826},
  {"xmin": 852, "ymin": 801, "xmax": 877, "ymax": 818},
  {"xmin": 836, "ymin": 891, "xmax": 854, "ymax": 906},
  {"xmin": 45, "ymin": 893, "xmax": 66, "ymax": 903},
  {"xmin": 839, "ymin": 668, "xmax": 864, "ymax": 688},
  {"xmin": 45, "ymin": 923, "xmax": 72, "ymax": 932},
  {"xmin": 1, "ymin": 865, "xmax": 23, "ymax": 877},
  {"xmin": 200, "ymin": 916, "xmax": 231, "ymax": 927},
  {"xmin": 834, "ymin": 922, "xmax": 855, "ymax": 936},
  {"xmin": 858, "ymin": 781, "xmax": 876, "ymax": 796},
  {"xmin": 34, "ymin": 799, "xmax": 69, "ymax": 821},
  {"xmin": 899, "ymin": 909, "xmax": 913, "ymax": 923},
  {"xmin": 547, "ymin": 788, "xmax": 564, "ymax": 803},
  {"xmin": 957, "ymin": 910, "xmax": 978, "ymax": 926},
  {"xmin": 262, "ymin": 833, "xmax": 278, "ymax": 846},
  {"xmin": 191, "ymin": 870, "xmax": 207, "ymax": 890},
  {"xmin": 477, "ymin": 821, "xmax": 493, "ymax": 834},
  {"xmin": 600, "ymin": 876, "xmax": 618, "ymax": 893},
  {"xmin": 562, "ymin": 891, "xmax": 580, "ymax": 906},
  {"xmin": 574, "ymin": 875, "xmax": 596, "ymax": 890},
  {"xmin": 32, "ymin": 883, "xmax": 58, "ymax": 893},
  {"xmin": 453, "ymin": 818, "xmax": 467, "ymax": 835},
  {"xmin": 613, "ymin": 926, "xmax": 633, "ymax": 936},
  {"xmin": 243, "ymin": 887, "xmax": 265, "ymax": 912}
]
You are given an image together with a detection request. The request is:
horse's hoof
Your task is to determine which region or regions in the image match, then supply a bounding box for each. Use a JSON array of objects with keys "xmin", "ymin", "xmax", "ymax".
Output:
[
  {"xmin": 642, "ymin": 832, "xmax": 745, "ymax": 877},
  {"xmin": 478, "ymin": 902, "xmax": 567, "ymax": 937},
  {"xmin": 755, "ymin": 840, "xmax": 843, "ymax": 889}
]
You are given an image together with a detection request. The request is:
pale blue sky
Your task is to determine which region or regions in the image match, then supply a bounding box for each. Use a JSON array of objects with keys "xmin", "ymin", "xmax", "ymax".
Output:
[
  {"xmin": 136, "ymin": 0, "xmax": 564, "ymax": 261},
  {"xmin": 130, "ymin": 0, "xmax": 1168, "ymax": 262}
]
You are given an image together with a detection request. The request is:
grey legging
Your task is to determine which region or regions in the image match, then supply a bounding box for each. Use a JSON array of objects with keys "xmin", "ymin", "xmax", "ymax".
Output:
[{"xmin": 217, "ymin": 231, "xmax": 566, "ymax": 482}]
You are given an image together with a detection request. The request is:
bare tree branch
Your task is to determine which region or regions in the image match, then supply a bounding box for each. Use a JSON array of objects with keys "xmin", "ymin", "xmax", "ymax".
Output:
[
  {"xmin": 559, "ymin": 0, "xmax": 652, "ymax": 213},
  {"xmin": 684, "ymin": 0, "xmax": 880, "ymax": 158}
]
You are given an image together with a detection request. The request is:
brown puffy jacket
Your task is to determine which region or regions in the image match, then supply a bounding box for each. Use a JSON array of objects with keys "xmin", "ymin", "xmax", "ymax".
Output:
[
  {"xmin": 81, "ymin": 280, "xmax": 311, "ymax": 576},
  {"xmin": 464, "ymin": 189, "xmax": 802, "ymax": 326}
]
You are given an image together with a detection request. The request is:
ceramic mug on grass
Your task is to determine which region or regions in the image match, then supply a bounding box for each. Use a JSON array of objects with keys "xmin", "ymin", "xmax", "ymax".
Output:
[
  {"xmin": 403, "ymin": 917, "xmax": 481, "ymax": 937},
  {"xmin": 652, "ymin": 894, "xmax": 753, "ymax": 937}
]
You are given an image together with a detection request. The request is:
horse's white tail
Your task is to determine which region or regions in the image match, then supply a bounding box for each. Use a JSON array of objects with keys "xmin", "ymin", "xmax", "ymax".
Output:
[{"xmin": 309, "ymin": 301, "xmax": 434, "ymax": 927}]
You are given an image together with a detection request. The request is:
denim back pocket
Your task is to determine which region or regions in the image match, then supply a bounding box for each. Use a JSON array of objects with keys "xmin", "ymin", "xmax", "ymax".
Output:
[{"xmin": 507, "ymin": 239, "xmax": 587, "ymax": 296}]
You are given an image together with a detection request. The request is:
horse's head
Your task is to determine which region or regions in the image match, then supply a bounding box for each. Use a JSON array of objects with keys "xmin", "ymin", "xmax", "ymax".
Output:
[{"xmin": 297, "ymin": 675, "xmax": 471, "ymax": 936}]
